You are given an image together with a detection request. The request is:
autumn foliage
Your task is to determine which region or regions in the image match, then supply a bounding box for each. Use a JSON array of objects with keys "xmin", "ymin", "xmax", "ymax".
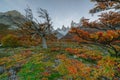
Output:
[
  {"xmin": 70, "ymin": 27, "xmax": 120, "ymax": 44},
  {"xmin": 90, "ymin": 0, "xmax": 120, "ymax": 13},
  {"xmin": 66, "ymin": 48, "xmax": 103, "ymax": 61},
  {"xmin": 81, "ymin": 11, "xmax": 120, "ymax": 31},
  {"xmin": 56, "ymin": 54, "xmax": 120, "ymax": 79}
]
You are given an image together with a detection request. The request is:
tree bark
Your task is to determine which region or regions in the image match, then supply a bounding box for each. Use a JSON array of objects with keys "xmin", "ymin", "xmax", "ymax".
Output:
[{"xmin": 42, "ymin": 36, "xmax": 47, "ymax": 49}]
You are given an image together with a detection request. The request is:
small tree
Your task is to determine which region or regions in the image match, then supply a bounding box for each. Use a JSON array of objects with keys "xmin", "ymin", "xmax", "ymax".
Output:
[
  {"xmin": 18, "ymin": 7, "xmax": 53, "ymax": 48},
  {"xmin": 70, "ymin": 27, "xmax": 120, "ymax": 57},
  {"xmin": 1, "ymin": 34, "xmax": 20, "ymax": 47},
  {"xmin": 81, "ymin": 11, "xmax": 120, "ymax": 31},
  {"xmin": 0, "ymin": 24, "xmax": 10, "ymax": 41}
]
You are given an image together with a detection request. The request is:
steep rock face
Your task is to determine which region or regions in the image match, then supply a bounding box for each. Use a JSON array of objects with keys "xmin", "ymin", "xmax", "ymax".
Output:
[{"xmin": 0, "ymin": 10, "xmax": 26, "ymax": 29}]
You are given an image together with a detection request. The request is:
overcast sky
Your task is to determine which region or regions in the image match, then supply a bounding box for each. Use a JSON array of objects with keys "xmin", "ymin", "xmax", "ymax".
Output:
[{"xmin": 0, "ymin": 0, "xmax": 99, "ymax": 29}]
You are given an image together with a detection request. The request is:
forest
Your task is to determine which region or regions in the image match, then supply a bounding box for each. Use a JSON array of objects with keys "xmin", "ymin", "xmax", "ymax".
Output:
[{"xmin": 0, "ymin": 0, "xmax": 120, "ymax": 80}]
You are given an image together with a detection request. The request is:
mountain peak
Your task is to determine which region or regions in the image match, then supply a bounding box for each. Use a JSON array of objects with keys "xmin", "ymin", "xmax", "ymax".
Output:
[
  {"xmin": 0, "ymin": 10, "xmax": 26, "ymax": 29},
  {"xmin": 5, "ymin": 10, "xmax": 24, "ymax": 17},
  {"xmin": 55, "ymin": 26, "xmax": 70, "ymax": 39}
]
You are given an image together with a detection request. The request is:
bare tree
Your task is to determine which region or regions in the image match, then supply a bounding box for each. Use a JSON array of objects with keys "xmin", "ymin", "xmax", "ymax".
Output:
[{"xmin": 20, "ymin": 7, "xmax": 52, "ymax": 48}]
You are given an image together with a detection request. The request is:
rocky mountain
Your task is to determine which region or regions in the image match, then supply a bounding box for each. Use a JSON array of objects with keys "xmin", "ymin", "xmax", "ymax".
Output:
[
  {"xmin": 54, "ymin": 21, "xmax": 83, "ymax": 39},
  {"xmin": 0, "ymin": 10, "xmax": 26, "ymax": 29},
  {"xmin": 54, "ymin": 20, "xmax": 83, "ymax": 39},
  {"xmin": 56, "ymin": 20, "xmax": 93, "ymax": 40},
  {"xmin": 54, "ymin": 25, "xmax": 70, "ymax": 39}
]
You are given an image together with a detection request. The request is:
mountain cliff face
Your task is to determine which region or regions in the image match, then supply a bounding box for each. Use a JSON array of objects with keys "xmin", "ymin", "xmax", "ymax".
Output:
[{"xmin": 0, "ymin": 10, "xmax": 26, "ymax": 29}]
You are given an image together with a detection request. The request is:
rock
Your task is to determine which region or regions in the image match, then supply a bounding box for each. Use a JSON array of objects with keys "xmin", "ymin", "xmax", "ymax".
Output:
[
  {"xmin": 8, "ymin": 68, "xmax": 17, "ymax": 80},
  {"xmin": 54, "ymin": 59, "xmax": 61, "ymax": 66},
  {"xmin": 73, "ymin": 55, "xmax": 78, "ymax": 58},
  {"xmin": 0, "ymin": 66, "xmax": 4, "ymax": 74}
]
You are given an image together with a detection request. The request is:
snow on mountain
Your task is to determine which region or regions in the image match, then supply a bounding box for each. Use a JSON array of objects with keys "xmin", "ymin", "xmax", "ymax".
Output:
[
  {"xmin": 59, "ymin": 25, "xmax": 70, "ymax": 35},
  {"xmin": 54, "ymin": 20, "xmax": 82, "ymax": 39},
  {"xmin": 54, "ymin": 25, "xmax": 70, "ymax": 39}
]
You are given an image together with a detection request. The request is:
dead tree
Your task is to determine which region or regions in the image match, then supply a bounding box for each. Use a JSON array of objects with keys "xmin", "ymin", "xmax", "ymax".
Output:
[{"xmin": 21, "ymin": 7, "xmax": 52, "ymax": 48}]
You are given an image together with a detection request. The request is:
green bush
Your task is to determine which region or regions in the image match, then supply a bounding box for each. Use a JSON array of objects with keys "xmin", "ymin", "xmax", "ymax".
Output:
[{"xmin": 1, "ymin": 34, "xmax": 20, "ymax": 47}]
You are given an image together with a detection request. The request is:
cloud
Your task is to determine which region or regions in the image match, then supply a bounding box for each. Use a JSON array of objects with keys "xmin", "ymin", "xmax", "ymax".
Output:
[
  {"xmin": 2, "ymin": 0, "xmax": 27, "ymax": 10},
  {"xmin": 0, "ymin": 0, "xmax": 99, "ymax": 29},
  {"xmin": 53, "ymin": 13, "xmax": 81, "ymax": 29}
]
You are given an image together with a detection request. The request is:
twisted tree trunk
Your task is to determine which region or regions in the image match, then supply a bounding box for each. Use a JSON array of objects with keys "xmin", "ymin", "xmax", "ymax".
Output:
[{"xmin": 42, "ymin": 36, "xmax": 47, "ymax": 49}]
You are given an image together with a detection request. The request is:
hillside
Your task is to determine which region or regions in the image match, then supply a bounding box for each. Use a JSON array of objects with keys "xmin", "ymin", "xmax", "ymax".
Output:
[{"xmin": 0, "ymin": 0, "xmax": 120, "ymax": 80}]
